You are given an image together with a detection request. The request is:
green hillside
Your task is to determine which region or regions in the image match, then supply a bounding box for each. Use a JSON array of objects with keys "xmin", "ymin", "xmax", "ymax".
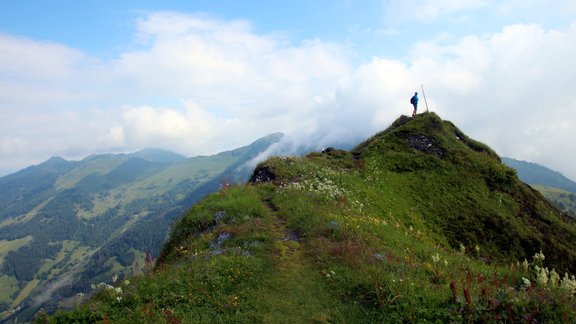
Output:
[
  {"xmin": 0, "ymin": 134, "xmax": 282, "ymax": 322},
  {"xmin": 47, "ymin": 113, "xmax": 576, "ymax": 322},
  {"xmin": 532, "ymin": 185, "xmax": 576, "ymax": 219}
]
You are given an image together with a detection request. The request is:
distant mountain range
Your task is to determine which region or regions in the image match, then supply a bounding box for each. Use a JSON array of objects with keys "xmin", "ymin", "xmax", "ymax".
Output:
[
  {"xmin": 502, "ymin": 157, "xmax": 576, "ymax": 218},
  {"xmin": 0, "ymin": 133, "xmax": 283, "ymax": 321},
  {"xmin": 502, "ymin": 157, "xmax": 576, "ymax": 193}
]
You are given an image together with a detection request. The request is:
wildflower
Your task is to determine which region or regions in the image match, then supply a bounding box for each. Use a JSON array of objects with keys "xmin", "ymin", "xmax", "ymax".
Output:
[
  {"xmin": 521, "ymin": 277, "xmax": 531, "ymax": 289},
  {"xmin": 463, "ymin": 287, "xmax": 472, "ymax": 307},
  {"xmin": 444, "ymin": 259, "xmax": 449, "ymax": 267},
  {"xmin": 449, "ymin": 281, "xmax": 458, "ymax": 303},
  {"xmin": 521, "ymin": 259, "xmax": 529, "ymax": 272},
  {"xmin": 116, "ymin": 296, "xmax": 122, "ymax": 302},
  {"xmin": 112, "ymin": 274, "xmax": 118, "ymax": 283},
  {"xmin": 114, "ymin": 287, "xmax": 123, "ymax": 295},
  {"xmin": 535, "ymin": 266, "xmax": 549, "ymax": 286},
  {"xmin": 123, "ymin": 279, "xmax": 130, "ymax": 286},
  {"xmin": 560, "ymin": 273, "xmax": 576, "ymax": 295},
  {"xmin": 431, "ymin": 253, "xmax": 440, "ymax": 264},
  {"xmin": 533, "ymin": 251, "xmax": 545, "ymax": 263},
  {"xmin": 459, "ymin": 243, "xmax": 466, "ymax": 254},
  {"xmin": 549, "ymin": 269, "xmax": 560, "ymax": 287},
  {"xmin": 90, "ymin": 283, "xmax": 96, "ymax": 289}
]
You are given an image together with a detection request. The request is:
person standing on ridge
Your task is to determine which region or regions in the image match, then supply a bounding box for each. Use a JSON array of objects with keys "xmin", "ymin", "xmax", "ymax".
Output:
[{"xmin": 410, "ymin": 92, "xmax": 419, "ymax": 117}]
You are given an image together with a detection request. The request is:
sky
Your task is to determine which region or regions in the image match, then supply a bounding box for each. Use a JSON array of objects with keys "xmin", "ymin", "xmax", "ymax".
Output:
[{"xmin": 1, "ymin": 0, "xmax": 575, "ymax": 180}]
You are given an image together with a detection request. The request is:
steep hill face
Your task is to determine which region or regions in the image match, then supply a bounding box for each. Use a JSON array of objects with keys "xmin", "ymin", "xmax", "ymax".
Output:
[
  {"xmin": 47, "ymin": 113, "xmax": 576, "ymax": 322},
  {"xmin": 0, "ymin": 134, "xmax": 282, "ymax": 322},
  {"xmin": 530, "ymin": 185, "xmax": 576, "ymax": 219},
  {"xmin": 343, "ymin": 115, "xmax": 576, "ymax": 271},
  {"xmin": 501, "ymin": 157, "xmax": 576, "ymax": 218}
]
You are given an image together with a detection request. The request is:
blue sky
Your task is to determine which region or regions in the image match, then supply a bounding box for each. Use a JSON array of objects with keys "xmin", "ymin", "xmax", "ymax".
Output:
[
  {"xmin": 1, "ymin": 0, "xmax": 576, "ymax": 179},
  {"xmin": 0, "ymin": 1, "xmax": 384, "ymax": 55}
]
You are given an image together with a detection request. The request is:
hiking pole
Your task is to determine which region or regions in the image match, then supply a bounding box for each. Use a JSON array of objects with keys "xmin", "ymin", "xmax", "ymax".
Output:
[{"xmin": 421, "ymin": 84, "xmax": 429, "ymax": 112}]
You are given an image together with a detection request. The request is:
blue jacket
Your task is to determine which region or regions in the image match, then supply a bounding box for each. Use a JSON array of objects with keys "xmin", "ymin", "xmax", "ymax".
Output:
[{"xmin": 410, "ymin": 94, "xmax": 419, "ymax": 105}]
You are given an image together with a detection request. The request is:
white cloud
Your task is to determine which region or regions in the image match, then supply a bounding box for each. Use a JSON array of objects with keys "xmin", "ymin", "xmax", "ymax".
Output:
[
  {"xmin": 408, "ymin": 23, "xmax": 576, "ymax": 178},
  {"xmin": 384, "ymin": 0, "xmax": 488, "ymax": 24},
  {"xmin": 0, "ymin": 11, "xmax": 575, "ymax": 182},
  {"xmin": 0, "ymin": 34, "xmax": 86, "ymax": 80}
]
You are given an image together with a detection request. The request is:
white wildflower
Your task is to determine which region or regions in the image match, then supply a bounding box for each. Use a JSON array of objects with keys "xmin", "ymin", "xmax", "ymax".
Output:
[
  {"xmin": 112, "ymin": 274, "xmax": 118, "ymax": 283},
  {"xmin": 521, "ymin": 259, "xmax": 529, "ymax": 272},
  {"xmin": 533, "ymin": 251, "xmax": 545, "ymax": 263},
  {"xmin": 535, "ymin": 266, "xmax": 549, "ymax": 286},
  {"xmin": 459, "ymin": 244, "xmax": 466, "ymax": 254},
  {"xmin": 431, "ymin": 253, "xmax": 440, "ymax": 264},
  {"xmin": 549, "ymin": 269, "xmax": 560, "ymax": 287},
  {"xmin": 560, "ymin": 273, "xmax": 576, "ymax": 296},
  {"xmin": 522, "ymin": 277, "xmax": 532, "ymax": 289}
]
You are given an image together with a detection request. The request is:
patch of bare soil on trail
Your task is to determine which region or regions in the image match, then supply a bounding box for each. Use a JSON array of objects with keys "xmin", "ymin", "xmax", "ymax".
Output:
[{"xmin": 261, "ymin": 197, "xmax": 301, "ymax": 263}]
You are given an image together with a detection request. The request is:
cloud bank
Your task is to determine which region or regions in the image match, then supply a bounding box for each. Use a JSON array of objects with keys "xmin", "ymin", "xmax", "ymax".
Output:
[{"xmin": 0, "ymin": 11, "xmax": 575, "ymax": 180}]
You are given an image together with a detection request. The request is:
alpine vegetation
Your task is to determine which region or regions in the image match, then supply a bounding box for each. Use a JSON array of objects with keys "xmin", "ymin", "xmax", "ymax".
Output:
[{"xmin": 44, "ymin": 113, "xmax": 576, "ymax": 322}]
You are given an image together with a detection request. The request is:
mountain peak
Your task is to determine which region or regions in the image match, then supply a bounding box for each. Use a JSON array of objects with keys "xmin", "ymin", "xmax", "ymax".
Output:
[
  {"xmin": 131, "ymin": 148, "xmax": 187, "ymax": 163},
  {"xmin": 251, "ymin": 112, "xmax": 574, "ymax": 271},
  {"xmin": 354, "ymin": 112, "xmax": 499, "ymax": 162},
  {"xmin": 45, "ymin": 156, "xmax": 68, "ymax": 163}
]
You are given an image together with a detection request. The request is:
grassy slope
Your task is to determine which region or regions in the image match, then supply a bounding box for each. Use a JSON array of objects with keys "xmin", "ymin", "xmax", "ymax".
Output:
[
  {"xmin": 534, "ymin": 185, "xmax": 576, "ymax": 218},
  {"xmin": 0, "ymin": 236, "xmax": 32, "ymax": 306},
  {"xmin": 47, "ymin": 113, "xmax": 576, "ymax": 322},
  {"xmin": 0, "ymin": 275, "xmax": 18, "ymax": 304}
]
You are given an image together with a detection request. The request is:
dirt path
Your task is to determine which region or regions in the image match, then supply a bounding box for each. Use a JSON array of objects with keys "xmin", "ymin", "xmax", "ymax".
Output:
[{"xmin": 256, "ymin": 196, "xmax": 345, "ymax": 323}]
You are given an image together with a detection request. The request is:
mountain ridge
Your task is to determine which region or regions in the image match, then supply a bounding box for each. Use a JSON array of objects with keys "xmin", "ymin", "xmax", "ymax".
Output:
[
  {"xmin": 48, "ymin": 112, "xmax": 576, "ymax": 322},
  {"xmin": 502, "ymin": 157, "xmax": 576, "ymax": 193},
  {"xmin": 0, "ymin": 133, "xmax": 283, "ymax": 322}
]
